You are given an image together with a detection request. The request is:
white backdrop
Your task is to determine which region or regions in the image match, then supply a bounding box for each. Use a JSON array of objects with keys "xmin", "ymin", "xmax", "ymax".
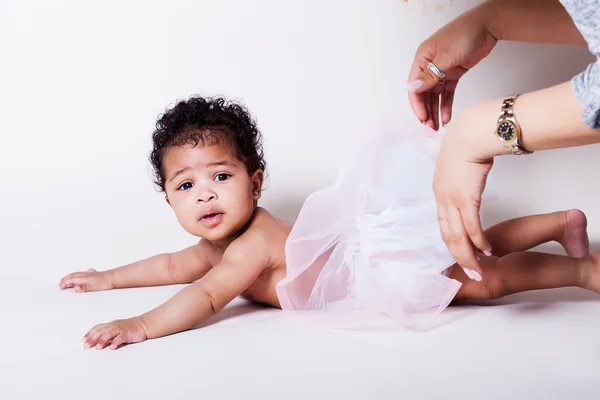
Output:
[
  {"xmin": 1, "ymin": 0, "xmax": 597, "ymax": 284},
  {"xmin": 1, "ymin": 1, "xmax": 600, "ymax": 398}
]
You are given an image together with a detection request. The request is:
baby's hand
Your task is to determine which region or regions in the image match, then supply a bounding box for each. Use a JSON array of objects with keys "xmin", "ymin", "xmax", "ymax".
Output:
[
  {"xmin": 59, "ymin": 269, "xmax": 114, "ymax": 292},
  {"xmin": 83, "ymin": 317, "xmax": 148, "ymax": 350}
]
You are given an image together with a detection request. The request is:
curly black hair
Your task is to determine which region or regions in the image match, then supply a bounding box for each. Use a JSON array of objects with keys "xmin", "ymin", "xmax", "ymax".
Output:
[{"xmin": 150, "ymin": 96, "xmax": 266, "ymax": 192}]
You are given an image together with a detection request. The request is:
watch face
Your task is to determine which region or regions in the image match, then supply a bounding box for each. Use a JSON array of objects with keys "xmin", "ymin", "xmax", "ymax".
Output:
[{"xmin": 497, "ymin": 121, "xmax": 515, "ymax": 141}]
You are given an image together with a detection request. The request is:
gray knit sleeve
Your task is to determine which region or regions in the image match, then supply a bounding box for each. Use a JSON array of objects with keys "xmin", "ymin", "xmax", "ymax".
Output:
[{"xmin": 560, "ymin": 0, "xmax": 600, "ymax": 129}]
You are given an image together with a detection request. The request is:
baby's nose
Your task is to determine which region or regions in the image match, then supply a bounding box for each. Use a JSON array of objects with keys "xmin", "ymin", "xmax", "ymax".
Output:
[{"xmin": 197, "ymin": 191, "xmax": 216, "ymax": 202}]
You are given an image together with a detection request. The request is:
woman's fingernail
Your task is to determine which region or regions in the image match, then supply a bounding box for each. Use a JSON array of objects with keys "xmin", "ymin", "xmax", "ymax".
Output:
[
  {"xmin": 484, "ymin": 251, "xmax": 492, "ymax": 256},
  {"xmin": 462, "ymin": 268, "xmax": 474, "ymax": 279},
  {"xmin": 407, "ymin": 80, "xmax": 424, "ymax": 92},
  {"xmin": 84, "ymin": 342, "xmax": 91, "ymax": 349},
  {"xmin": 471, "ymin": 270, "xmax": 483, "ymax": 281},
  {"xmin": 463, "ymin": 268, "xmax": 483, "ymax": 282},
  {"xmin": 81, "ymin": 337, "xmax": 87, "ymax": 343}
]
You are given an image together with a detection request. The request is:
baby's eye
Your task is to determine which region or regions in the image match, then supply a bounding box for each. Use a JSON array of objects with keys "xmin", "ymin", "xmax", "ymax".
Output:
[
  {"xmin": 177, "ymin": 182, "xmax": 194, "ymax": 191},
  {"xmin": 214, "ymin": 173, "xmax": 231, "ymax": 182}
]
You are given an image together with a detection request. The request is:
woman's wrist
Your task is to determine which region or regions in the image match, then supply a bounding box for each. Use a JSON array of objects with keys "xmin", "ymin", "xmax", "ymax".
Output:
[
  {"xmin": 450, "ymin": 81, "xmax": 600, "ymax": 163},
  {"xmin": 447, "ymin": 98, "xmax": 508, "ymax": 162}
]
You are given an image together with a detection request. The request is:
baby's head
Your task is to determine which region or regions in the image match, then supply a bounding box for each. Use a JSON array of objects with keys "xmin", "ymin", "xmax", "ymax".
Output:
[{"xmin": 150, "ymin": 96, "xmax": 266, "ymax": 243}]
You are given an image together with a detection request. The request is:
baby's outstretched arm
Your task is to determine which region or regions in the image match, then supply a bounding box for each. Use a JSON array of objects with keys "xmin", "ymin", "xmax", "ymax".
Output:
[
  {"xmin": 82, "ymin": 232, "xmax": 270, "ymax": 350},
  {"xmin": 59, "ymin": 241, "xmax": 212, "ymax": 292}
]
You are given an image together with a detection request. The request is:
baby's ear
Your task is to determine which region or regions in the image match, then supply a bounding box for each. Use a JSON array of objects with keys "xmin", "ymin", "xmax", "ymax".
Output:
[{"xmin": 251, "ymin": 169, "xmax": 264, "ymax": 196}]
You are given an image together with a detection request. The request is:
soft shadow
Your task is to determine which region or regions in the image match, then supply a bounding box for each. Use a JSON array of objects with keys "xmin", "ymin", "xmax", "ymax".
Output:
[
  {"xmin": 497, "ymin": 287, "xmax": 600, "ymax": 304},
  {"xmin": 453, "ymin": 287, "xmax": 599, "ymax": 308},
  {"xmin": 590, "ymin": 241, "xmax": 600, "ymax": 253},
  {"xmin": 451, "ymin": 300, "xmax": 557, "ymax": 315}
]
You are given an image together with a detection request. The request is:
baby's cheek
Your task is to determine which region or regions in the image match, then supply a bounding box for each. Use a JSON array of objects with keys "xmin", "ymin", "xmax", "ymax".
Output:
[{"xmin": 173, "ymin": 206, "xmax": 195, "ymax": 231}]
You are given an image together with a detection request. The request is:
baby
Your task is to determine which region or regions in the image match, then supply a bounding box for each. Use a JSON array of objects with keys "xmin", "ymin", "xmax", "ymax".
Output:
[{"xmin": 59, "ymin": 96, "xmax": 600, "ymax": 350}]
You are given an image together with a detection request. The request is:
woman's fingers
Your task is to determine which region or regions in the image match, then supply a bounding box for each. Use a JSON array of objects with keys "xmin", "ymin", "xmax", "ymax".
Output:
[
  {"xmin": 430, "ymin": 82, "xmax": 444, "ymax": 131},
  {"xmin": 461, "ymin": 204, "xmax": 492, "ymax": 256},
  {"xmin": 407, "ymin": 53, "xmax": 429, "ymax": 123},
  {"xmin": 440, "ymin": 81, "xmax": 457, "ymax": 126},
  {"xmin": 446, "ymin": 207, "xmax": 483, "ymax": 280}
]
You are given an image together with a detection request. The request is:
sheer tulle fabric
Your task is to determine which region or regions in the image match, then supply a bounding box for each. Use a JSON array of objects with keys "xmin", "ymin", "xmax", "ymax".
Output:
[{"xmin": 276, "ymin": 123, "xmax": 462, "ymax": 327}]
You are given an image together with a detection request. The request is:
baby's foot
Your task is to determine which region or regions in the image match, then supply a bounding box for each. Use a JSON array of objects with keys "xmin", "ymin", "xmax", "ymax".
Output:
[
  {"xmin": 560, "ymin": 209, "xmax": 589, "ymax": 258},
  {"xmin": 580, "ymin": 252, "xmax": 600, "ymax": 293}
]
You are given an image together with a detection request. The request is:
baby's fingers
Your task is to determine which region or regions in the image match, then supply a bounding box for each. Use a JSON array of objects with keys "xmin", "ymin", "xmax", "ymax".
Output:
[
  {"xmin": 95, "ymin": 329, "xmax": 119, "ymax": 350},
  {"xmin": 74, "ymin": 283, "xmax": 90, "ymax": 293},
  {"xmin": 59, "ymin": 275, "xmax": 83, "ymax": 290},
  {"xmin": 59, "ymin": 269, "xmax": 97, "ymax": 289},
  {"xmin": 109, "ymin": 334, "xmax": 127, "ymax": 350},
  {"xmin": 82, "ymin": 324, "xmax": 105, "ymax": 349},
  {"xmin": 59, "ymin": 273, "xmax": 75, "ymax": 289}
]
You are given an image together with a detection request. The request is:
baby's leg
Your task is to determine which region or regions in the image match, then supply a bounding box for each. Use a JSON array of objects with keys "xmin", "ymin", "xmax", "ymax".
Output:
[
  {"xmin": 484, "ymin": 209, "xmax": 589, "ymax": 258},
  {"xmin": 451, "ymin": 251, "xmax": 600, "ymax": 301}
]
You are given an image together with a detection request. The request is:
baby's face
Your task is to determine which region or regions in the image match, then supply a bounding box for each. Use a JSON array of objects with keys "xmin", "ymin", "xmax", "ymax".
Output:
[{"xmin": 162, "ymin": 143, "xmax": 262, "ymax": 243}]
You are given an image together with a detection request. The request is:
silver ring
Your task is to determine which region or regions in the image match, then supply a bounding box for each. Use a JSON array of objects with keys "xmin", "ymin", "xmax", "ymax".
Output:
[{"xmin": 427, "ymin": 62, "xmax": 446, "ymax": 81}]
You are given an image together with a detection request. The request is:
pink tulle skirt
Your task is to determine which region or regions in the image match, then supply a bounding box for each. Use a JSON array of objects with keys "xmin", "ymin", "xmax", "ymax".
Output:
[{"xmin": 276, "ymin": 122, "xmax": 462, "ymax": 328}]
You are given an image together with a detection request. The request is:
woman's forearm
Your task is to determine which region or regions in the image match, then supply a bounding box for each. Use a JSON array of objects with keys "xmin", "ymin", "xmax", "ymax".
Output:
[
  {"xmin": 479, "ymin": 0, "xmax": 586, "ymax": 45},
  {"xmin": 456, "ymin": 81, "xmax": 600, "ymax": 161}
]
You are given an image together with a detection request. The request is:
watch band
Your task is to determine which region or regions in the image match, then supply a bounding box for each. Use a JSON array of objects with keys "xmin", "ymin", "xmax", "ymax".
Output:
[{"xmin": 498, "ymin": 95, "xmax": 533, "ymax": 155}]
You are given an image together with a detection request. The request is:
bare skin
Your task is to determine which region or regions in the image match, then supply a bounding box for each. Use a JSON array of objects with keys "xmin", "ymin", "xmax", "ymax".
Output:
[
  {"xmin": 59, "ymin": 144, "xmax": 600, "ymax": 350},
  {"xmin": 60, "ymin": 207, "xmax": 291, "ymax": 350},
  {"xmin": 60, "ymin": 143, "xmax": 293, "ymax": 350},
  {"xmin": 451, "ymin": 209, "xmax": 597, "ymax": 301}
]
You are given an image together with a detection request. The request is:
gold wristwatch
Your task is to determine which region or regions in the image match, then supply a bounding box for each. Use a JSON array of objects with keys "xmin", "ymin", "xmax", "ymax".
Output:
[{"xmin": 495, "ymin": 95, "xmax": 533, "ymax": 155}]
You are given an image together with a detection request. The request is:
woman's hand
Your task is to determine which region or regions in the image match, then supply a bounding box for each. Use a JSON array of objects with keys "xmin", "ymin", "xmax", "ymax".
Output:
[
  {"xmin": 432, "ymin": 79, "xmax": 600, "ymax": 277},
  {"xmin": 407, "ymin": 5, "xmax": 497, "ymax": 131},
  {"xmin": 433, "ymin": 111, "xmax": 496, "ymax": 279}
]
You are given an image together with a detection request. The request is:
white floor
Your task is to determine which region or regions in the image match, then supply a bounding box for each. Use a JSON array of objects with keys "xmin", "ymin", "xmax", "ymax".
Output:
[{"xmin": 2, "ymin": 279, "xmax": 600, "ymax": 399}]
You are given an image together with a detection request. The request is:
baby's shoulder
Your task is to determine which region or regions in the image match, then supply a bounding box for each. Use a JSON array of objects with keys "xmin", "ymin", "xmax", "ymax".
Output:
[
  {"xmin": 248, "ymin": 207, "xmax": 293, "ymax": 239},
  {"xmin": 227, "ymin": 207, "xmax": 291, "ymax": 258}
]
